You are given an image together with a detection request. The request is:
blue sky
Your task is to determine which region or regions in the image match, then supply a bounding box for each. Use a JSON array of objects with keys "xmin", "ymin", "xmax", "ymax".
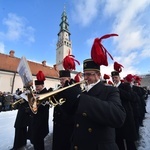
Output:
[{"xmin": 0, "ymin": 0, "xmax": 150, "ymax": 78}]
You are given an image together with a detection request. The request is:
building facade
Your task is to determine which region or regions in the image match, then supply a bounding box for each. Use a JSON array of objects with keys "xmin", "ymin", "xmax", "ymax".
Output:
[
  {"xmin": 0, "ymin": 9, "xmax": 78, "ymax": 93},
  {"xmin": 0, "ymin": 52, "xmax": 60, "ymax": 93}
]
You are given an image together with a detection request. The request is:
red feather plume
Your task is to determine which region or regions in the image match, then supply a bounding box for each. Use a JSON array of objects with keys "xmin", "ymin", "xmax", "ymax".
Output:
[
  {"xmin": 36, "ymin": 71, "xmax": 45, "ymax": 81},
  {"xmin": 108, "ymin": 80, "xmax": 113, "ymax": 85},
  {"xmin": 103, "ymin": 74, "xmax": 110, "ymax": 80},
  {"xmin": 63, "ymin": 50, "xmax": 80, "ymax": 70},
  {"xmin": 133, "ymin": 75, "xmax": 142, "ymax": 82},
  {"xmin": 114, "ymin": 61, "xmax": 124, "ymax": 73},
  {"xmin": 120, "ymin": 79, "xmax": 124, "ymax": 83},
  {"xmin": 91, "ymin": 34, "xmax": 118, "ymax": 66},
  {"xmin": 124, "ymin": 74, "xmax": 134, "ymax": 83},
  {"xmin": 74, "ymin": 74, "xmax": 80, "ymax": 83}
]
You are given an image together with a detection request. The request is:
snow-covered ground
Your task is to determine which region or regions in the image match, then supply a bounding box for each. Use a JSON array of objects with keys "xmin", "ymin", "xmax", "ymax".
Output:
[
  {"xmin": 0, "ymin": 107, "xmax": 54, "ymax": 150},
  {"xmin": 137, "ymin": 96, "xmax": 150, "ymax": 150},
  {"xmin": 0, "ymin": 97, "xmax": 150, "ymax": 150}
]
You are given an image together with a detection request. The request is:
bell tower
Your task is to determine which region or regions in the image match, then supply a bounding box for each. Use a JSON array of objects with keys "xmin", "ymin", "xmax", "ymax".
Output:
[{"xmin": 56, "ymin": 8, "xmax": 72, "ymax": 70}]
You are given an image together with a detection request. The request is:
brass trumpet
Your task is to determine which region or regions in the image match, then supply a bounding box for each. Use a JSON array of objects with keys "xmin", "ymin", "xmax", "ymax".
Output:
[
  {"xmin": 27, "ymin": 80, "xmax": 87, "ymax": 114},
  {"xmin": 11, "ymin": 98, "xmax": 25, "ymax": 109}
]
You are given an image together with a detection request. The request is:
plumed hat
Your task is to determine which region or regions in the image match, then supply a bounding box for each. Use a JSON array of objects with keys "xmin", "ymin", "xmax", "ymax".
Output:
[
  {"xmin": 124, "ymin": 74, "xmax": 134, "ymax": 83},
  {"xmin": 85, "ymin": 34, "xmax": 118, "ymax": 72},
  {"xmin": 133, "ymin": 75, "xmax": 142, "ymax": 82},
  {"xmin": 91, "ymin": 34, "xmax": 118, "ymax": 66},
  {"xmin": 63, "ymin": 49, "xmax": 80, "ymax": 71},
  {"xmin": 103, "ymin": 74, "xmax": 110, "ymax": 80},
  {"xmin": 35, "ymin": 71, "xmax": 45, "ymax": 85},
  {"xmin": 83, "ymin": 58, "xmax": 100, "ymax": 71},
  {"xmin": 108, "ymin": 80, "xmax": 113, "ymax": 85},
  {"xmin": 111, "ymin": 71, "xmax": 119, "ymax": 77},
  {"xmin": 74, "ymin": 72, "xmax": 82, "ymax": 82},
  {"xmin": 59, "ymin": 70, "xmax": 71, "ymax": 78},
  {"xmin": 114, "ymin": 61, "xmax": 124, "ymax": 73}
]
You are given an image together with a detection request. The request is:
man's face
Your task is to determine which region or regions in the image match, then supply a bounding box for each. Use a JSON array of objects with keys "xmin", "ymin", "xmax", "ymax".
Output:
[
  {"xmin": 35, "ymin": 84, "xmax": 44, "ymax": 93},
  {"xmin": 83, "ymin": 70, "xmax": 100, "ymax": 85},
  {"xmin": 112, "ymin": 75, "xmax": 120, "ymax": 84},
  {"xmin": 134, "ymin": 82, "xmax": 139, "ymax": 86},
  {"xmin": 59, "ymin": 77, "xmax": 70, "ymax": 87}
]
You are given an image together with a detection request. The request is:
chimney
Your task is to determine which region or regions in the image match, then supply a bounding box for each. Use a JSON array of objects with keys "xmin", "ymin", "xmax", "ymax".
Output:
[
  {"xmin": 42, "ymin": 60, "xmax": 46, "ymax": 66},
  {"xmin": 9, "ymin": 50, "xmax": 15, "ymax": 57}
]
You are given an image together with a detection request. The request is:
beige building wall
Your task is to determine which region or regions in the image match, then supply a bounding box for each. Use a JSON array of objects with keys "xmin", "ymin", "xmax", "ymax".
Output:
[{"xmin": 0, "ymin": 70, "xmax": 60, "ymax": 93}]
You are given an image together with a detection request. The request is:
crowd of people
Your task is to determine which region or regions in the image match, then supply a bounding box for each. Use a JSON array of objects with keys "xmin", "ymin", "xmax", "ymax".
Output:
[
  {"xmin": 1, "ymin": 33, "xmax": 149, "ymax": 150},
  {"xmin": 110, "ymin": 71, "xmax": 148, "ymax": 150},
  {"xmin": 0, "ymin": 62, "xmax": 149, "ymax": 150},
  {"xmin": 4, "ymin": 60, "xmax": 147, "ymax": 150},
  {"xmin": 0, "ymin": 89, "xmax": 22, "ymax": 112}
]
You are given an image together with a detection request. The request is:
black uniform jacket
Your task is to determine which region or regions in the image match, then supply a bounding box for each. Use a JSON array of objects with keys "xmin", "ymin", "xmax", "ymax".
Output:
[
  {"xmin": 29, "ymin": 88, "xmax": 49, "ymax": 144},
  {"xmin": 116, "ymin": 83, "xmax": 138, "ymax": 141},
  {"xmin": 14, "ymin": 101, "xmax": 30, "ymax": 128},
  {"xmin": 70, "ymin": 82, "xmax": 126, "ymax": 150},
  {"xmin": 52, "ymin": 87, "xmax": 75, "ymax": 150},
  {"xmin": 132, "ymin": 85, "xmax": 147, "ymax": 116}
]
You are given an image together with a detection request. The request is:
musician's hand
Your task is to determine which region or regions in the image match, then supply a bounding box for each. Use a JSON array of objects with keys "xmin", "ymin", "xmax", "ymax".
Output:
[
  {"xmin": 59, "ymin": 85, "xmax": 81, "ymax": 114},
  {"xmin": 64, "ymin": 79, "xmax": 76, "ymax": 87},
  {"xmin": 70, "ymin": 79, "xmax": 76, "ymax": 84},
  {"xmin": 64, "ymin": 80, "xmax": 70, "ymax": 87},
  {"xmin": 63, "ymin": 85, "xmax": 81, "ymax": 102}
]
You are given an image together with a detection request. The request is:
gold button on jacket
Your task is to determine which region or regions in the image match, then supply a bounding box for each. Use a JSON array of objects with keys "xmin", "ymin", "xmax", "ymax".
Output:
[
  {"xmin": 74, "ymin": 145, "xmax": 78, "ymax": 150},
  {"xmin": 88, "ymin": 128, "xmax": 92, "ymax": 133},
  {"xmin": 82, "ymin": 112, "xmax": 87, "ymax": 117},
  {"xmin": 76, "ymin": 123, "xmax": 79, "ymax": 127}
]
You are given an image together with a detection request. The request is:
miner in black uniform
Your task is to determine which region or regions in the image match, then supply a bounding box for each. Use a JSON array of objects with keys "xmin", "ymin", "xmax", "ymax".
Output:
[
  {"xmin": 10, "ymin": 102, "xmax": 30, "ymax": 150},
  {"xmin": 124, "ymin": 75, "xmax": 142, "ymax": 137},
  {"xmin": 29, "ymin": 71, "xmax": 51, "ymax": 150},
  {"xmin": 132, "ymin": 79, "xmax": 147, "ymax": 126},
  {"xmin": 111, "ymin": 71, "xmax": 138, "ymax": 150},
  {"xmin": 52, "ymin": 70, "xmax": 75, "ymax": 150},
  {"xmin": 10, "ymin": 91, "xmax": 31, "ymax": 150},
  {"xmin": 55, "ymin": 58, "xmax": 126, "ymax": 150}
]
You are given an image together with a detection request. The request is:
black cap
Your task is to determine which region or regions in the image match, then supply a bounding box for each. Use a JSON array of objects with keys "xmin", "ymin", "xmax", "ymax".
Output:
[
  {"xmin": 111, "ymin": 71, "xmax": 119, "ymax": 77},
  {"xmin": 35, "ymin": 80, "xmax": 44, "ymax": 85},
  {"xmin": 59, "ymin": 70, "xmax": 71, "ymax": 77},
  {"xmin": 83, "ymin": 58, "xmax": 100, "ymax": 71}
]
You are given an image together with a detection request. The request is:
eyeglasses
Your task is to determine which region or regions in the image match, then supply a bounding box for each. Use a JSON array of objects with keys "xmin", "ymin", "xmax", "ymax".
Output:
[{"xmin": 83, "ymin": 73, "xmax": 96, "ymax": 77}]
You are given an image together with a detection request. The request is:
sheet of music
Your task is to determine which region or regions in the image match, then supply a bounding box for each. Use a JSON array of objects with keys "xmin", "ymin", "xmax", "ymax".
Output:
[{"xmin": 17, "ymin": 56, "xmax": 33, "ymax": 87}]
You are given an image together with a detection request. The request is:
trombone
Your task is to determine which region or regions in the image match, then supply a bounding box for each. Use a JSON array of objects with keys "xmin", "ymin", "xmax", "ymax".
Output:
[{"xmin": 27, "ymin": 80, "xmax": 87, "ymax": 114}]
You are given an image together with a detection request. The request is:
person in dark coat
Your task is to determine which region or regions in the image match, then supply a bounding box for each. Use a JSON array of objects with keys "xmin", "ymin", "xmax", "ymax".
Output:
[
  {"xmin": 29, "ymin": 71, "xmax": 50, "ymax": 150},
  {"xmin": 10, "ymin": 95, "xmax": 31, "ymax": 150},
  {"xmin": 124, "ymin": 75, "xmax": 143, "ymax": 137},
  {"xmin": 55, "ymin": 58, "xmax": 126, "ymax": 150},
  {"xmin": 52, "ymin": 70, "xmax": 75, "ymax": 150},
  {"xmin": 111, "ymin": 71, "xmax": 138, "ymax": 150},
  {"xmin": 0, "ymin": 91, "xmax": 4, "ymax": 112},
  {"xmin": 132, "ymin": 81, "xmax": 147, "ymax": 125}
]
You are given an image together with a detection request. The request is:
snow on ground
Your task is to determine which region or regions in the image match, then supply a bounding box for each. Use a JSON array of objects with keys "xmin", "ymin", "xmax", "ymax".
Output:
[{"xmin": 0, "ymin": 97, "xmax": 150, "ymax": 150}]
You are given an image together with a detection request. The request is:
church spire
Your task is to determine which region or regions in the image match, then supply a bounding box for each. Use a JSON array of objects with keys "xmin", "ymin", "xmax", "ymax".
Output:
[
  {"xmin": 58, "ymin": 7, "xmax": 70, "ymax": 35},
  {"xmin": 56, "ymin": 7, "xmax": 72, "ymax": 70}
]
